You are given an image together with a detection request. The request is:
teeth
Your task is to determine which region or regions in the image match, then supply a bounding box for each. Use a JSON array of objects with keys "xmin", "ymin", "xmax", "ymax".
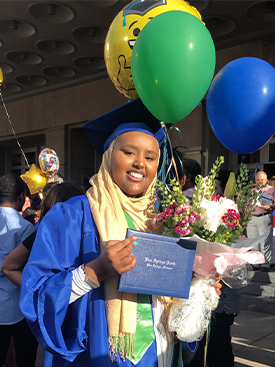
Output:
[
  {"xmin": 129, "ymin": 172, "xmax": 143, "ymax": 179},
  {"xmin": 128, "ymin": 40, "xmax": 135, "ymax": 49}
]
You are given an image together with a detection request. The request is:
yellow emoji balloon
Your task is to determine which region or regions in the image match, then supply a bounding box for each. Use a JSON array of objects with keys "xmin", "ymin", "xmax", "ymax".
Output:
[
  {"xmin": 21, "ymin": 164, "xmax": 47, "ymax": 194},
  {"xmin": 0, "ymin": 68, "xmax": 3, "ymax": 89},
  {"xmin": 104, "ymin": 0, "xmax": 203, "ymax": 100}
]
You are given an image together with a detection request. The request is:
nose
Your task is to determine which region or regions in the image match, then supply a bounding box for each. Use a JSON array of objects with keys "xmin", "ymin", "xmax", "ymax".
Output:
[{"xmin": 134, "ymin": 156, "xmax": 145, "ymax": 168}]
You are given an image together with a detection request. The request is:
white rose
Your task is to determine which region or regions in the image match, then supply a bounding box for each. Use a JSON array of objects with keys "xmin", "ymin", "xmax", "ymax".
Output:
[{"xmin": 199, "ymin": 197, "xmax": 239, "ymax": 234}]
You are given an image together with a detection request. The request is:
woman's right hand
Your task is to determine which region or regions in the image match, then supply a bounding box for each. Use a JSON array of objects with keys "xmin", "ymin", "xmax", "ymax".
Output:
[{"xmin": 84, "ymin": 236, "xmax": 137, "ymax": 284}]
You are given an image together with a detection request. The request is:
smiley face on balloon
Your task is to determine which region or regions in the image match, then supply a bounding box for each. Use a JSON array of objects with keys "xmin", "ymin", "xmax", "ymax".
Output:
[{"xmin": 104, "ymin": 0, "xmax": 202, "ymax": 100}]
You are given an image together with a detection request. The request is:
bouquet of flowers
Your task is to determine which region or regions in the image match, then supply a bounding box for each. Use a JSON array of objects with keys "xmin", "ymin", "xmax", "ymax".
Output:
[
  {"xmin": 153, "ymin": 156, "xmax": 265, "ymax": 341},
  {"xmin": 153, "ymin": 156, "xmax": 259, "ymax": 244}
]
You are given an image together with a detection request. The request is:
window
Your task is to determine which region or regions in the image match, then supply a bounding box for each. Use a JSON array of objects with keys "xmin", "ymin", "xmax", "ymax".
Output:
[
  {"xmin": 269, "ymin": 143, "xmax": 275, "ymax": 162},
  {"xmin": 9, "ymin": 147, "xmax": 38, "ymax": 174},
  {"xmin": 238, "ymin": 151, "xmax": 260, "ymax": 165}
]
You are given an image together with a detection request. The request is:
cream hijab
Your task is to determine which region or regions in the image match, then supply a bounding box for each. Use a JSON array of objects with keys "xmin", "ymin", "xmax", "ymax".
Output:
[{"xmin": 86, "ymin": 139, "xmax": 158, "ymax": 338}]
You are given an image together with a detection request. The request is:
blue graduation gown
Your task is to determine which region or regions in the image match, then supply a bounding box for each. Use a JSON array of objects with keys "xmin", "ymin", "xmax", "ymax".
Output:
[{"xmin": 20, "ymin": 195, "xmax": 177, "ymax": 367}]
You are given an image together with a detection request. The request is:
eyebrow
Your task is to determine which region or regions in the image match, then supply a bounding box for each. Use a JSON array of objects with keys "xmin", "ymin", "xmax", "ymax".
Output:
[
  {"xmin": 129, "ymin": 21, "xmax": 138, "ymax": 29},
  {"xmin": 121, "ymin": 144, "xmax": 158, "ymax": 157}
]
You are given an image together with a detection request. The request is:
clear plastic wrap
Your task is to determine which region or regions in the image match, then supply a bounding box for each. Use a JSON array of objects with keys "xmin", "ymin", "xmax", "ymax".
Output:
[
  {"xmin": 167, "ymin": 234, "xmax": 265, "ymax": 342},
  {"xmin": 221, "ymin": 263, "xmax": 253, "ymax": 289},
  {"xmin": 168, "ymin": 277, "xmax": 219, "ymax": 342}
]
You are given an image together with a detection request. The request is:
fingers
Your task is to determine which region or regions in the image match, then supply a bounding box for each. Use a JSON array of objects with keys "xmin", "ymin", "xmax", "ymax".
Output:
[
  {"xmin": 106, "ymin": 236, "xmax": 137, "ymax": 260},
  {"xmin": 106, "ymin": 236, "xmax": 137, "ymax": 253},
  {"xmin": 102, "ymin": 237, "xmax": 137, "ymax": 276},
  {"xmin": 209, "ymin": 280, "xmax": 222, "ymax": 296},
  {"xmin": 212, "ymin": 281, "xmax": 222, "ymax": 296},
  {"xmin": 113, "ymin": 237, "xmax": 137, "ymax": 274},
  {"xmin": 209, "ymin": 273, "xmax": 222, "ymax": 296},
  {"xmin": 118, "ymin": 255, "xmax": 137, "ymax": 274}
]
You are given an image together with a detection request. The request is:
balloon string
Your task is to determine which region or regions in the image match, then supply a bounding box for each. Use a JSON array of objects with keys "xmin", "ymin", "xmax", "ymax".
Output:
[
  {"xmin": 241, "ymin": 154, "xmax": 258, "ymax": 179},
  {"xmin": 164, "ymin": 123, "xmax": 183, "ymax": 182},
  {"xmin": 157, "ymin": 122, "xmax": 174, "ymax": 183},
  {"xmin": 172, "ymin": 148, "xmax": 184, "ymax": 180},
  {"xmin": 164, "ymin": 131, "xmax": 174, "ymax": 182},
  {"xmin": 0, "ymin": 92, "xmax": 30, "ymax": 168},
  {"xmin": 168, "ymin": 124, "xmax": 182, "ymax": 138}
]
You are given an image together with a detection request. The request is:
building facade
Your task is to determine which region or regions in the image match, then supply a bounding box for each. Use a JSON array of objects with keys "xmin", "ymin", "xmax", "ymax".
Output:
[{"xmin": 1, "ymin": 36, "xmax": 275, "ymax": 186}]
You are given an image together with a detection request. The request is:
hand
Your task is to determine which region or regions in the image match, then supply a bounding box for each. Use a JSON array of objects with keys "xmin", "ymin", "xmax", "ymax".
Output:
[
  {"xmin": 258, "ymin": 202, "xmax": 271, "ymax": 211},
  {"xmin": 117, "ymin": 55, "xmax": 134, "ymax": 88},
  {"xmin": 84, "ymin": 236, "xmax": 137, "ymax": 283},
  {"xmin": 210, "ymin": 274, "xmax": 222, "ymax": 296}
]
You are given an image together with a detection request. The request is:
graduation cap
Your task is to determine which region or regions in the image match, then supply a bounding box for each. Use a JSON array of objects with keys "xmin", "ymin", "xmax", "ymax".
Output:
[
  {"xmin": 122, "ymin": 0, "xmax": 166, "ymax": 18},
  {"xmin": 82, "ymin": 98, "xmax": 166, "ymax": 156}
]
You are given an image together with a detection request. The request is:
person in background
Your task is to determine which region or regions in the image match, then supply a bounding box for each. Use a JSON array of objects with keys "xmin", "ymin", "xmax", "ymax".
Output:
[
  {"xmin": 22, "ymin": 206, "xmax": 40, "ymax": 225},
  {"xmin": 269, "ymin": 175, "xmax": 275, "ymax": 188},
  {"xmin": 216, "ymin": 169, "xmax": 231, "ymax": 196},
  {"xmin": 1, "ymin": 181, "xmax": 85, "ymax": 288},
  {"xmin": 173, "ymin": 147, "xmax": 201, "ymax": 201},
  {"xmin": 177, "ymin": 166, "xmax": 236, "ymax": 367},
  {"xmin": 206, "ymin": 169, "xmax": 241, "ymax": 367},
  {"xmin": 0, "ymin": 173, "xmax": 37, "ymax": 367},
  {"xmin": 269, "ymin": 176, "xmax": 275, "ymax": 267},
  {"xmin": 30, "ymin": 192, "xmax": 42, "ymax": 209},
  {"xmin": 20, "ymin": 193, "xmax": 31, "ymax": 214},
  {"xmin": 172, "ymin": 148, "xmax": 205, "ymax": 366},
  {"xmin": 246, "ymin": 171, "xmax": 275, "ymax": 270},
  {"xmin": 42, "ymin": 181, "xmax": 58, "ymax": 199}
]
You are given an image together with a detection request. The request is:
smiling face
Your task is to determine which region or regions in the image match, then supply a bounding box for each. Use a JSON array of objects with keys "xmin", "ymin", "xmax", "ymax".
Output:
[
  {"xmin": 255, "ymin": 172, "xmax": 268, "ymax": 187},
  {"xmin": 110, "ymin": 131, "xmax": 159, "ymax": 197},
  {"xmin": 104, "ymin": 0, "xmax": 202, "ymax": 99}
]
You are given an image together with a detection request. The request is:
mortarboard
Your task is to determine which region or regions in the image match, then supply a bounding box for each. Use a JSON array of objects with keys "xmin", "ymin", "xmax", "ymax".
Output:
[{"xmin": 82, "ymin": 98, "xmax": 166, "ymax": 156}]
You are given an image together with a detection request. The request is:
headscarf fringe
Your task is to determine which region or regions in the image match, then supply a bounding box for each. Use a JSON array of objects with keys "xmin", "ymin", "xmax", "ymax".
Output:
[{"xmin": 109, "ymin": 334, "xmax": 136, "ymax": 362}]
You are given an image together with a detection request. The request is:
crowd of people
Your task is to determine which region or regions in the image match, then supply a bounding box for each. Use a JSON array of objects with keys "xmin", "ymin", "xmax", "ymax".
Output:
[
  {"xmin": 0, "ymin": 100, "xmax": 274, "ymax": 367},
  {"xmin": 0, "ymin": 174, "xmax": 38, "ymax": 367},
  {"xmin": 0, "ymin": 175, "xmax": 85, "ymax": 367}
]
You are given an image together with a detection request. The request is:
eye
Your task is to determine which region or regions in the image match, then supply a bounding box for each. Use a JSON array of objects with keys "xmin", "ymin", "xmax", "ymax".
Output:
[
  {"xmin": 133, "ymin": 27, "xmax": 140, "ymax": 37},
  {"xmin": 124, "ymin": 150, "xmax": 134, "ymax": 156},
  {"xmin": 145, "ymin": 156, "xmax": 154, "ymax": 161}
]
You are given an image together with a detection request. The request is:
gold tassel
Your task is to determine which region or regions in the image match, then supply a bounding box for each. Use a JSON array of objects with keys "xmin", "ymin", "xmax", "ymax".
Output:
[{"xmin": 157, "ymin": 296, "xmax": 178, "ymax": 345}]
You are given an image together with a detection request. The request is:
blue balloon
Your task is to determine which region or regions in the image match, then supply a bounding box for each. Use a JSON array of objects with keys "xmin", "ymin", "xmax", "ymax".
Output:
[{"xmin": 206, "ymin": 57, "xmax": 275, "ymax": 153}]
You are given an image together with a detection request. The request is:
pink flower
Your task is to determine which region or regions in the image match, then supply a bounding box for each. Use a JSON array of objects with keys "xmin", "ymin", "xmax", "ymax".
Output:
[
  {"xmin": 174, "ymin": 226, "xmax": 192, "ymax": 237},
  {"xmin": 221, "ymin": 208, "xmax": 240, "ymax": 228},
  {"xmin": 163, "ymin": 203, "xmax": 177, "ymax": 218},
  {"xmin": 211, "ymin": 194, "xmax": 221, "ymax": 202},
  {"xmin": 175, "ymin": 203, "xmax": 189, "ymax": 215},
  {"xmin": 152, "ymin": 213, "xmax": 164, "ymax": 229}
]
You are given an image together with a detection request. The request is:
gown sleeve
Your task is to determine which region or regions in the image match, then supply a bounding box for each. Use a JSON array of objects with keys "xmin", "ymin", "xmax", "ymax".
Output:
[{"xmin": 19, "ymin": 195, "xmax": 101, "ymax": 362}]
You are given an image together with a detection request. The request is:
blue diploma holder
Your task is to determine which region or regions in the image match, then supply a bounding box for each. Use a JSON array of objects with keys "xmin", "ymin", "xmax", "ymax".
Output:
[{"xmin": 118, "ymin": 228, "xmax": 197, "ymax": 299}]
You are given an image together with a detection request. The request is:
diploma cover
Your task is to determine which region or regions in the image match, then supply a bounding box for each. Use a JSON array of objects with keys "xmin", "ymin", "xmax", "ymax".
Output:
[{"xmin": 118, "ymin": 228, "xmax": 197, "ymax": 299}]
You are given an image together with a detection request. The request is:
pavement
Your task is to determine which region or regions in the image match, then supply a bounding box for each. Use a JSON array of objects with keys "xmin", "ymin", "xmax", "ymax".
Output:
[
  {"xmin": 35, "ymin": 310, "xmax": 275, "ymax": 367},
  {"xmin": 36, "ymin": 345, "xmax": 43, "ymax": 367},
  {"xmin": 233, "ymin": 310, "xmax": 275, "ymax": 367}
]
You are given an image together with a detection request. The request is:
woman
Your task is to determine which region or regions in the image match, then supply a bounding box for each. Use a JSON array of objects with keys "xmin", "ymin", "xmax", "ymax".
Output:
[
  {"xmin": 1, "ymin": 182, "xmax": 84, "ymax": 287},
  {"xmin": 20, "ymin": 99, "xmax": 219, "ymax": 367}
]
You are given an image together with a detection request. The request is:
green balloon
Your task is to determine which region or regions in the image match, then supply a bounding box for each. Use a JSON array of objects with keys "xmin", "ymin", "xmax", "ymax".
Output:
[{"xmin": 132, "ymin": 11, "xmax": 216, "ymax": 124}]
